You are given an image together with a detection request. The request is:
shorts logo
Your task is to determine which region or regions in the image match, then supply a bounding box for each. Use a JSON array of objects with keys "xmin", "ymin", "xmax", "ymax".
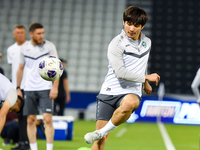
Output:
[
  {"xmin": 106, "ymin": 87, "xmax": 111, "ymax": 91},
  {"xmin": 46, "ymin": 108, "xmax": 52, "ymax": 112}
]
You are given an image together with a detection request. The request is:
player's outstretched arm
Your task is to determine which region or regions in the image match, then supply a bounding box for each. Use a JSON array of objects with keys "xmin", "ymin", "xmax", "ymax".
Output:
[
  {"xmin": 49, "ymin": 78, "xmax": 59, "ymax": 100},
  {"xmin": 63, "ymin": 78, "xmax": 71, "ymax": 103},
  {"xmin": 191, "ymin": 69, "xmax": 200, "ymax": 104},
  {"xmin": 17, "ymin": 63, "xmax": 24, "ymax": 97},
  {"xmin": 145, "ymin": 73, "xmax": 160, "ymax": 86},
  {"xmin": 0, "ymin": 100, "xmax": 10, "ymax": 134}
]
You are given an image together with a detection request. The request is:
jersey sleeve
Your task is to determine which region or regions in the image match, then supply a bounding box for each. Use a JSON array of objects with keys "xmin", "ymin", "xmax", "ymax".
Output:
[
  {"xmin": 7, "ymin": 47, "xmax": 12, "ymax": 64},
  {"xmin": 19, "ymin": 46, "xmax": 25, "ymax": 64},
  {"xmin": 107, "ymin": 39, "xmax": 145, "ymax": 83},
  {"xmin": 6, "ymin": 89, "xmax": 17, "ymax": 107},
  {"xmin": 49, "ymin": 42, "xmax": 58, "ymax": 58}
]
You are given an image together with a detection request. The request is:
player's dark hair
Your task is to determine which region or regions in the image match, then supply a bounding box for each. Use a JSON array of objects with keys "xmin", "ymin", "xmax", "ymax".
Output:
[
  {"xmin": 16, "ymin": 95, "xmax": 24, "ymax": 113},
  {"xmin": 13, "ymin": 24, "xmax": 26, "ymax": 30},
  {"xmin": 29, "ymin": 22, "xmax": 44, "ymax": 32},
  {"xmin": 123, "ymin": 6, "xmax": 148, "ymax": 27}
]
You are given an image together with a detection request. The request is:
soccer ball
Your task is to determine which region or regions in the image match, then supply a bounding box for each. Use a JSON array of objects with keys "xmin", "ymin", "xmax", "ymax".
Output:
[{"xmin": 38, "ymin": 56, "xmax": 63, "ymax": 81}]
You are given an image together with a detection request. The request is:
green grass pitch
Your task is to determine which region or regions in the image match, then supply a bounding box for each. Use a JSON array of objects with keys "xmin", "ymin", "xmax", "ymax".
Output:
[{"xmin": 0, "ymin": 120, "xmax": 199, "ymax": 150}]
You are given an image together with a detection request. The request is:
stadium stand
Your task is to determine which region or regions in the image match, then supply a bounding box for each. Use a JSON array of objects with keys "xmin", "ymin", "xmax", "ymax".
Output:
[
  {"xmin": 0, "ymin": 0, "xmax": 126, "ymax": 92},
  {"xmin": 150, "ymin": 0, "xmax": 200, "ymax": 94},
  {"xmin": 2, "ymin": 0, "xmax": 198, "ymax": 95}
]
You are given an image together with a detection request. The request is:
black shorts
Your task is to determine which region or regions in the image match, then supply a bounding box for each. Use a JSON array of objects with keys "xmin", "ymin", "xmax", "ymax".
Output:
[
  {"xmin": 23, "ymin": 90, "xmax": 53, "ymax": 116},
  {"xmin": 96, "ymin": 93, "xmax": 141, "ymax": 121}
]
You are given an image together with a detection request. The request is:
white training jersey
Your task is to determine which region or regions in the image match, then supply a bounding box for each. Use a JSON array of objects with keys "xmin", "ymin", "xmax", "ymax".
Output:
[
  {"xmin": 7, "ymin": 41, "xmax": 28, "ymax": 89},
  {"xmin": 0, "ymin": 73, "xmax": 17, "ymax": 107},
  {"xmin": 100, "ymin": 30, "xmax": 151, "ymax": 97},
  {"xmin": 20, "ymin": 40, "xmax": 58, "ymax": 91}
]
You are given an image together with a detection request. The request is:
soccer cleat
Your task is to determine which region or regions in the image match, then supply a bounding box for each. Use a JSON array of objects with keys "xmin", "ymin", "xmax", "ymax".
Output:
[
  {"xmin": 2, "ymin": 138, "xmax": 10, "ymax": 146},
  {"xmin": 11, "ymin": 144, "xmax": 30, "ymax": 150},
  {"xmin": 84, "ymin": 130, "xmax": 103, "ymax": 144},
  {"xmin": 2, "ymin": 141, "xmax": 10, "ymax": 146}
]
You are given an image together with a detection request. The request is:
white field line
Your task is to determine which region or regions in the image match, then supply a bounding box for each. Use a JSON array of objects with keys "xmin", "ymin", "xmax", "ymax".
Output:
[
  {"xmin": 158, "ymin": 122, "xmax": 176, "ymax": 150},
  {"xmin": 116, "ymin": 127, "xmax": 128, "ymax": 137}
]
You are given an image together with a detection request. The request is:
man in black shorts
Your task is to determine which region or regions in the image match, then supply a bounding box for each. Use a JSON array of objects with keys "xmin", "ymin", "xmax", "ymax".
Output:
[
  {"xmin": 54, "ymin": 59, "xmax": 70, "ymax": 116},
  {"xmin": 17, "ymin": 22, "xmax": 59, "ymax": 150},
  {"xmin": 84, "ymin": 6, "xmax": 160, "ymax": 150}
]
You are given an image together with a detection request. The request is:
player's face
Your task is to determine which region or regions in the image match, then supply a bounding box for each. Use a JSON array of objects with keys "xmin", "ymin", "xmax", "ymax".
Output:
[
  {"xmin": 9, "ymin": 103, "xmax": 20, "ymax": 113},
  {"xmin": 30, "ymin": 28, "xmax": 44, "ymax": 45},
  {"xmin": 13, "ymin": 28, "xmax": 26, "ymax": 44},
  {"xmin": 123, "ymin": 21, "xmax": 144, "ymax": 40}
]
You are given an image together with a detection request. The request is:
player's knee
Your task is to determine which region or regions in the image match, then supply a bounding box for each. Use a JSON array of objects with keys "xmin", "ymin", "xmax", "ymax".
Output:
[
  {"xmin": 27, "ymin": 116, "xmax": 36, "ymax": 126},
  {"xmin": 43, "ymin": 116, "xmax": 53, "ymax": 125},
  {"xmin": 122, "ymin": 99, "xmax": 139, "ymax": 113}
]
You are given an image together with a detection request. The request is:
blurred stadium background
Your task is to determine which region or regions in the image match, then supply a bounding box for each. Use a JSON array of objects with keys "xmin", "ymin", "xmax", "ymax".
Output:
[
  {"xmin": 1, "ymin": 0, "xmax": 200, "ymax": 149},
  {"xmin": 0, "ymin": 0, "xmax": 199, "ymax": 94}
]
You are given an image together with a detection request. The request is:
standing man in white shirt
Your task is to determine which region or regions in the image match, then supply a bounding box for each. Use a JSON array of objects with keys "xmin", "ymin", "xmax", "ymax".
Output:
[
  {"xmin": 84, "ymin": 6, "xmax": 160, "ymax": 150},
  {"xmin": 17, "ymin": 22, "xmax": 59, "ymax": 150},
  {"xmin": 7, "ymin": 24, "xmax": 30, "ymax": 150}
]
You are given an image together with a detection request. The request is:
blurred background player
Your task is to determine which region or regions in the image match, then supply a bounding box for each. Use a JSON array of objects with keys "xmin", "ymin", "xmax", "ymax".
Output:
[
  {"xmin": 0, "ymin": 73, "xmax": 24, "ymax": 135},
  {"xmin": 17, "ymin": 22, "xmax": 59, "ymax": 150},
  {"xmin": 191, "ymin": 68, "xmax": 200, "ymax": 105},
  {"xmin": 0, "ymin": 53, "xmax": 4, "ymax": 74},
  {"xmin": 84, "ymin": 6, "xmax": 160, "ymax": 150},
  {"xmin": 54, "ymin": 58, "xmax": 70, "ymax": 116},
  {"xmin": 1, "ymin": 112, "xmax": 19, "ymax": 146},
  {"xmin": 7, "ymin": 24, "xmax": 30, "ymax": 150}
]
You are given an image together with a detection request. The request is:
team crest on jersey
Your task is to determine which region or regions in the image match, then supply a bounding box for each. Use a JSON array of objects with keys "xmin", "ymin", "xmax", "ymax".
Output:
[
  {"xmin": 39, "ymin": 47, "xmax": 44, "ymax": 52},
  {"xmin": 142, "ymin": 41, "xmax": 147, "ymax": 48}
]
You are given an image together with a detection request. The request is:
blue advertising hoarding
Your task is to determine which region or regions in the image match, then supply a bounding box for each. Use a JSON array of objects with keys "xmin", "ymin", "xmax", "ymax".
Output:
[
  {"xmin": 67, "ymin": 92, "xmax": 199, "ymax": 125},
  {"xmin": 127, "ymin": 98, "xmax": 200, "ymax": 125}
]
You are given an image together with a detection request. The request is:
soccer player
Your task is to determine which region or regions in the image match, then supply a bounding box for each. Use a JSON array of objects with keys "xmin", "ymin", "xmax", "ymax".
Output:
[
  {"xmin": 54, "ymin": 58, "xmax": 71, "ymax": 116},
  {"xmin": 84, "ymin": 6, "xmax": 160, "ymax": 150},
  {"xmin": 191, "ymin": 68, "xmax": 200, "ymax": 105},
  {"xmin": 0, "ymin": 73, "xmax": 24, "ymax": 135},
  {"xmin": 17, "ymin": 22, "xmax": 59, "ymax": 150},
  {"xmin": 7, "ymin": 24, "xmax": 30, "ymax": 150}
]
